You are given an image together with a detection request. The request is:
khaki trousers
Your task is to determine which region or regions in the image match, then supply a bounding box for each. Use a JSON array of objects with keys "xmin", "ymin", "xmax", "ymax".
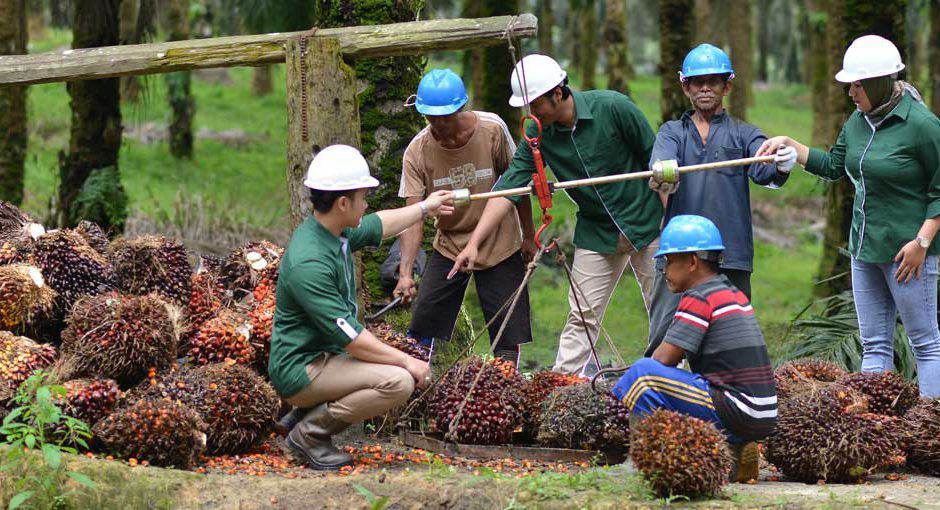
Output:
[
  {"xmin": 285, "ymin": 354, "xmax": 415, "ymax": 424},
  {"xmin": 553, "ymin": 236, "xmax": 659, "ymax": 375}
]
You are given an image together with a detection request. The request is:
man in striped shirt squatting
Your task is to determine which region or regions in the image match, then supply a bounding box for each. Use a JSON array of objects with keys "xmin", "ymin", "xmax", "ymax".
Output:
[{"xmin": 611, "ymin": 215, "xmax": 777, "ymax": 483}]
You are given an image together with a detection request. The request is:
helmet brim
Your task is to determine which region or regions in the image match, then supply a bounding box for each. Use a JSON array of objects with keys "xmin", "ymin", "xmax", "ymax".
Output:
[
  {"xmin": 680, "ymin": 69, "xmax": 735, "ymax": 81},
  {"xmin": 835, "ymin": 62, "xmax": 905, "ymax": 83},
  {"xmin": 508, "ymin": 94, "xmax": 530, "ymax": 107},
  {"xmin": 416, "ymin": 99, "xmax": 467, "ymax": 116},
  {"xmin": 303, "ymin": 176, "xmax": 380, "ymax": 191}
]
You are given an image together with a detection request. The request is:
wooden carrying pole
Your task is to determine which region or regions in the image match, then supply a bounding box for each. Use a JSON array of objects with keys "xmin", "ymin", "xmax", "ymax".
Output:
[{"xmin": 464, "ymin": 155, "xmax": 776, "ymax": 203}]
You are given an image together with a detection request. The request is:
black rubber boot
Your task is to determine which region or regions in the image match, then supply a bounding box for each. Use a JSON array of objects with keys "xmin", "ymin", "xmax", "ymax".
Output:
[
  {"xmin": 285, "ymin": 403, "xmax": 354, "ymax": 470},
  {"xmin": 274, "ymin": 406, "xmax": 310, "ymax": 436},
  {"xmin": 729, "ymin": 441, "xmax": 759, "ymax": 483}
]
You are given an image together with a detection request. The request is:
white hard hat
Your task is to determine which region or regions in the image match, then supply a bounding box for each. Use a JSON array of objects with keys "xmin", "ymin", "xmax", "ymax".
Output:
[
  {"xmin": 835, "ymin": 35, "xmax": 905, "ymax": 83},
  {"xmin": 303, "ymin": 144, "xmax": 380, "ymax": 191},
  {"xmin": 509, "ymin": 54, "xmax": 567, "ymax": 107}
]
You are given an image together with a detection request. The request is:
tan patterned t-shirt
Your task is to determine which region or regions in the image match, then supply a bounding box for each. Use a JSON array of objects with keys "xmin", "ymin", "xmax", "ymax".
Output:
[{"xmin": 399, "ymin": 111, "xmax": 523, "ymax": 269}]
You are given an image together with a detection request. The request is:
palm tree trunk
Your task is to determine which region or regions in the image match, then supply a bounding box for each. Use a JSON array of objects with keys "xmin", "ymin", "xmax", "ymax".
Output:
[
  {"xmin": 50, "ymin": 0, "xmax": 71, "ymax": 28},
  {"xmin": 579, "ymin": 0, "xmax": 598, "ymax": 89},
  {"xmin": 0, "ymin": 0, "xmax": 28, "ymax": 205},
  {"xmin": 119, "ymin": 0, "xmax": 140, "ymax": 103},
  {"xmin": 604, "ymin": 0, "xmax": 631, "ymax": 95},
  {"xmin": 660, "ymin": 0, "xmax": 695, "ymax": 122},
  {"xmin": 58, "ymin": 0, "xmax": 127, "ymax": 231},
  {"xmin": 728, "ymin": 0, "xmax": 752, "ymax": 120},
  {"xmin": 478, "ymin": 0, "xmax": 519, "ymax": 128},
  {"xmin": 251, "ymin": 65, "xmax": 274, "ymax": 96},
  {"xmin": 931, "ymin": 0, "xmax": 940, "ymax": 114},
  {"xmin": 166, "ymin": 0, "xmax": 193, "ymax": 158},
  {"xmin": 538, "ymin": 0, "xmax": 554, "ymax": 53}
]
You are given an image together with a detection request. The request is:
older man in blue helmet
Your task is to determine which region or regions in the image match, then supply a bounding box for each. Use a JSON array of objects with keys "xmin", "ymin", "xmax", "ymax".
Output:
[
  {"xmin": 645, "ymin": 44, "xmax": 798, "ymax": 354},
  {"xmin": 396, "ymin": 69, "xmax": 536, "ymax": 366}
]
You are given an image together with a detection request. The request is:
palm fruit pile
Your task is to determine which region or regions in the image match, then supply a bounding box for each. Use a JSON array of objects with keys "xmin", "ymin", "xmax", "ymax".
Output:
[
  {"xmin": 74, "ymin": 220, "xmax": 109, "ymax": 254},
  {"xmin": 379, "ymin": 330, "xmax": 430, "ymax": 362},
  {"xmin": 185, "ymin": 272, "xmax": 225, "ymax": 341},
  {"xmin": 536, "ymin": 382, "xmax": 630, "ymax": 451},
  {"xmin": 60, "ymin": 292, "xmax": 179, "ymax": 388},
  {"xmin": 520, "ymin": 371, "xmax": 587, "ymax": 437},
  {"xmin": 93, "ymin": 398, "xmax": 207, "ymax": 468},
  {"xmin": 0, "ymin": 331, "xmax": 57, "ymax": 395},
  {"xmin": 774, "ymin": 357, "xmax": 847, "ymax": 401},
  {"xmin": 835, "ymin": 371, "xmax": 919, "ymax": 417},
  {"xmin": 218, "ymin": 241, "xmax": 284, "ymax": 301},
  {"xmin": 137, "ymin": 362, "xmax": 279, "ymax": 454},
  {"xmin": 904, "ymin": 399, "xmax": 940, "ymax": 475},
  {"xmin": 630, "ymin": 409, "xmax": 733, "ymax": 499},
  {"xmin": 188, "ymin": 309, "xmax": 255, "ymax": 366},
  {"xmin": 60, "ymin": 378, "xmax": 121, "ymax": 427},
  {"xmin": 248, "ymin": 279, "xmax": 276, "ymax": 371},
  {"xmin": 32, "ymin": 229, "xmax": 115, "ymax": 305},
  {"xmin": 0, "ymin": 201, "xmax": 45, "ymax": 244},
  {"xmin": 110, "ymin": 235, "xmax": 193, "ymax": 307},
  {"xmin": 0, "ymin": 264, "xmax": 56, "ymax": 330},
  {"xmin": 428, "ymin": 357, "xmax": 525, "ymax": 445},
  {"xmin": 765, "ymin": 384, "xmax": 906, "ymax": 482}
]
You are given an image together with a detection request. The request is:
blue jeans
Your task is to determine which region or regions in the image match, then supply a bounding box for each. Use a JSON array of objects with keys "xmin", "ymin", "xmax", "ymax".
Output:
[{"xmin": 851, "ymin": 256, "xmax": 940, "ymax": 397}]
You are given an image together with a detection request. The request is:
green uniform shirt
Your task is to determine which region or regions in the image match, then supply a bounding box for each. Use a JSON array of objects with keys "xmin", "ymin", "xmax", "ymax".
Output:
[
  {"xmin": 268, "ymin": 213, "xmax": 383, "ymax": 398},
  {"xmin": 493, "ymin": 90, "xmax": 662, "ymax": 254},
  {"xmin": 804, "ymin": 93, "xmax": 940, "ymax": 263}
]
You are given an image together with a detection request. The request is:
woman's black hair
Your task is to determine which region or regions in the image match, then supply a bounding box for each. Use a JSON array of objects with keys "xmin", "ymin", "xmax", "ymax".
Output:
[{"xmin": 309, "ymin": 188, "xmax": 357, "ymax": 213}]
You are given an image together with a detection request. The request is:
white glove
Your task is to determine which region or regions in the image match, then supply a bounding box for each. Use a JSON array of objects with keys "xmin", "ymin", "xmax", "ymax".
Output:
[{"xmin": 775, "ymin": 145, "xmax": 797, "ymax": 174}]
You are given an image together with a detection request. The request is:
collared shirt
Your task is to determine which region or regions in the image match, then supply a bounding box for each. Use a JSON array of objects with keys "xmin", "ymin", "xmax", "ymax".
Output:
[
  {"xmin": 804, "ymin": 93, "xmax": 940, "ymax": 263},
  {"xmin": 268, "ymin": 213, "xmax": 383, "ymax": 398},
  {"xmin": 493, "ymin": 90, "xmax": 662, "ymax": 254},
  {"xmin": 652, "ymin": 111, "xmax": 788, "ymax": 272}
]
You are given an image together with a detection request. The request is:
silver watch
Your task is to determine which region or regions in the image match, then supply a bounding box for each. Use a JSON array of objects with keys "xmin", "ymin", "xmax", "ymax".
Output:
[
  {"xmin": 418, "ymin": 201, "xmax": 429, "ymax": 218},
  {"xmin": 916, "ymin": 236, "xmax": 931, "ymax": 249}
]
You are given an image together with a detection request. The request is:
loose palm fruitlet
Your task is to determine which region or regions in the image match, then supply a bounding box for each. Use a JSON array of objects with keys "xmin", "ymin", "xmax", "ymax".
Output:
[
  {"xmin": 188, "ymin": 308, "xmax": 256, "ymax": 367},
  {"xmin": 903, "ymin": 399, "xmax": 940, "ymax": 475},
  {"xmin": 631, "ymin": 409, "xmax": 733, "ymax": 499},
  {"xmin": 74, "ymin": 220, "xmax": 109, "ymax": 254},
  {"xmin": 520, "ymin": 371, "xmax": 587, "ymax": 437},
  {"xmin": 536, "ymin": 382, "xmax": 630, "ymax": 451},
  {"xmin": 61, "ymin": 292, "xmax": 179, "ymax": 388},
  {"xmin": 765, "ymin": 384, "xmax": 906, "ymax": 482},
  {"xmin": 0, "ymin": 201, "xmax": 44, "ymax": 244},
  {"xmin": 0, "ymin": 264, "xmax": 56, "ymax": 330},
  {"xmin": 429, "ymin": 357, "xmax": 525, "ymax": 445},
  {"xmin": 60, "ymin": 378, "xmax": 121, "ymax": 427},
  {"xmin": 138, "ymin": 362, "xmax": 279, "ymax": 454},
  {"xmin": 94, "ymin": 398, "xmax": 206, "ymax": 469},
  {"xmin": 218, "ymin": 241, "xmax": 284, "ymax": 301},
  {"xmin": 32, "ymin": 229, "xmax": 115, "ymax": 306},
  {"xmin": 774, "ymin": 358, "xmax": 847, "ymax": 401},
  {"xmin": 110, "ymin": 235, "xmax": 193, "ymax": 307},
  {"xmin": 836, "ymin": 371, "xmax": 920, "ymax": 417},
  {"xmin": 0, "ymin": 331, "xmax": 57, "ymax": 395}
]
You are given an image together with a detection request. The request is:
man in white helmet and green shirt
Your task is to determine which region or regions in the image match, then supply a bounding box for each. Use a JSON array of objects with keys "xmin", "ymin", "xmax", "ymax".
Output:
[
  {"xmin": 450, "ymin": 54, "xmax": 665, "ymax": 376},
  {"xmin": 268, "ymin": 144, "xmax": 453, "ymax": 470}
]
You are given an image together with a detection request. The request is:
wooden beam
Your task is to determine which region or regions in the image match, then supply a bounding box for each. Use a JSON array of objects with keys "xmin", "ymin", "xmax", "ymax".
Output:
[
  {"xmin": 285, "ymin": 36, "xmax": 360, "ymax": 229},
  {"xmin": 0, "ymin": 14, "xmax": 537, "ymax": 86}
]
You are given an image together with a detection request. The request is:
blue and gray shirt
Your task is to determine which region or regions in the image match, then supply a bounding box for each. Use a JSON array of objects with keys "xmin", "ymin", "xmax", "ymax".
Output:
[{"xmin": 651, "ymin": 111, "xmax": 789, "ymax": 272}]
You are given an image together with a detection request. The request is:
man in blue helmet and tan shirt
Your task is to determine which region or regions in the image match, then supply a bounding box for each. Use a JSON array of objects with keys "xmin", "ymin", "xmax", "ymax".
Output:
[
  {"xmin": 396, "ymin": 69, "xmax": 536, "ymax": 365},
  {"xmin": 269, "ymin": 144, "xmax": 453, "ymax": 470},
  {"xmin": 645, "ymin": 44, "xmax": 797, "ymax": 353}
]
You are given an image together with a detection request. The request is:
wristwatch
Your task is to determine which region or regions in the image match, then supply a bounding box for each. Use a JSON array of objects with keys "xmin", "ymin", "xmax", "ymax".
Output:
[
  {"xmin": 418, "ymin": 201, "xmax": 429, "ymax": 219},
  {"xmin": 915, "ymin": 236, "xmax": 931, "ymax": 249}
]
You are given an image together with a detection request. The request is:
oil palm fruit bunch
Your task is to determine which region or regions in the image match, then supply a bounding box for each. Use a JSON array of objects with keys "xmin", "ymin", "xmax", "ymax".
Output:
[
  {"xmin": 380, "ymin": 330, "xmax": 430, "ymax": 362},
  {"xmin": 185, "ymin": 272, "xmax": 225, "ymax": 341},
  {"xmin": 520, "ymin": 371, "xmax": 587, "ymax": 437},
  {"xmin": 32, "ymin": 229, "xmax": 115, "ymax": 306},
  {"xmin": 61, "ymin": 292, "xmax": 179, "ymax": 388},
  {"xmin": 0, "ymin": 331, "xmax": 57, "ymax": 395},
  {"xmin": 630, "ymin": 409, "xmax": 733, "ymax": 499},
  {"xmin": 218, "ymin": 241, "xmax": 284, "ymax": 301},
  {"xmin": 0, "ymin": 201, "xmax": 45, "ymax": 245},
  {"xmin": 0, "ymin": 264, "xmax": 56, "ymax": 330},
  {"xmin": 139, "ymin": 361, "xmax": 279, "ymax": 454},
  {"xmin": 196, "ymin": 253, "xmax": 224, "ymax": 276},
  {"xmin": 188, "ymin": 308, "xmax": 256, "ymax": 367},
  {"xmin": 248, "ymin": 292, "xmax": 275, "ymax": 372},
  {"xmin": 904, "ymin": 399, "xmax": 940, "ymax": 475},
  {"xmin": 93, "ymin": 397, "xmax": 206, "ymax": 469},
  {"xmin": 110, "ymin": 235, "xmax": 193, "ymax": 307},
  {"xmin": 836, "ymin": 371, "xmax": 919, "ymax": 417},
  {"xmin": 536, "ymin": 382, "xmax": 630, "ymax": 451},
  {"xmin": 428, "ymin": 357, "xmax": 525, "ymax": 445},
  {"xmin": 774, "ymin": 358, "xmax": 847, "ymax": 401},
  {"xmin": 60, "ymin": 378, "xmax": 121, "ymax": 427},
  {"xmin": 765, "ymin": 384, "xmax": 905, "ymax": 482},
  {"xmin": 74, "ymin": 220, "xmax": 109, "ymax": 254},
  {"xmin": 0, "ymin": 240, "xmax": 31, "ymax": 265}
]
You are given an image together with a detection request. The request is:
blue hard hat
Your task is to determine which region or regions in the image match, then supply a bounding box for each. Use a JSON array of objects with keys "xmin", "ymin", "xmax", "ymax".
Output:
[
  {"xmin": 415, "ymin": 69, "xmax": 469, "ymax": 116},
  {"xmin": 655, "ymin": 215, "xmax": 725, "ymax": 258},
  {"xmin": 680, "ymin": 44, "xmax": 735, "ymax": 81}
]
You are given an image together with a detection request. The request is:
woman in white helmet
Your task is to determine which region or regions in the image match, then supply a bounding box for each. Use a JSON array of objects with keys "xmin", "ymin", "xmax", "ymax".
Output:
[
  {"xmin": 268, "ymin": 144, "xmax": 454, "ymax": 470},
  {"xmin": 759, "ymin": 35, "xmax": 940, "ymax": 397}
]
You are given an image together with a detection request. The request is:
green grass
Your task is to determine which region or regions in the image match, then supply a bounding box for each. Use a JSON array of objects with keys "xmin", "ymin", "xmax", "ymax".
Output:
[{"xmin": 18, "ymin": 37, "xmax": 824, "ymax": 369}]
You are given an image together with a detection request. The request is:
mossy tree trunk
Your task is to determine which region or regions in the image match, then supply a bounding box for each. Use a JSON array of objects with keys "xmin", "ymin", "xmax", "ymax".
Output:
[
  {"xmin": 815, "ymin": 0, "xmax": 907, "ymax": 299},
  {"xmin": 49, "ymin": 0, "xmax": 70, "ymax": 28},
  {"xmin": 807, "ymin": 0, "xmax": 829, "ymax": 147},
  {"xmin": 728, "ymin": 0, "xmax": 752, "ymax": 120},
  {"xmin": 604, "ymin": 0, "xmax": 631, "ymax": 96},
  {"xmin": 931, "ymin": 0, "xmax": 940, "ymax": 114},
  {"xmin": 0, "ymin": 0, "xmax": 28, "ymax": 205},
  {"xmin": 251, "ymin": 65, "xmax": 274, "ymax": 96},
  {"xmin": 579, "ymin": 0, "xmax": 598, "ymax": 89},
  {"xmin": 119, "ymin": 0, "xmax": 140, "ymax": 103},
  {"xmin": 166, "ymin": 0, "xmax": 194, "ymax": 159},
  {"xmin": 756, "ymin": 0, "xmax": 771, "ymax": 82},
  {"xmin": 538, "ymin": 0, "xmax": 554, "ymax": 53},
  {"xmin": 315, "ymin": 0, "xmax": 426, "ymax": 302},
  {"xmin": 694, "ymin": 0, "xmax": 726, "ymax": 47},
  {"xmin": 477, "ymin": 0, "xmax": 518, "ymax": 128},
  {"xmin": 660, "ymin": 0, "xmax": 695, "ymax": 122},
  {"xmin": 58, "ymin": 0, "xmax": 127, "ymax": 232}
]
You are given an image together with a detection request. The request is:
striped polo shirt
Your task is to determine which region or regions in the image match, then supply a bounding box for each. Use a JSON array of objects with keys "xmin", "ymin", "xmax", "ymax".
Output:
[{"xmin": 665, "ymin": 274, "xmax": 777, "ymax": 440}]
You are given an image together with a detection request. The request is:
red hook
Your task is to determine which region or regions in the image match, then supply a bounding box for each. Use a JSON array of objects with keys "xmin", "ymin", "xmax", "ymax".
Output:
[{"xmin": 521, "ymin": 114, "xmax": 554, "ymax": 251}]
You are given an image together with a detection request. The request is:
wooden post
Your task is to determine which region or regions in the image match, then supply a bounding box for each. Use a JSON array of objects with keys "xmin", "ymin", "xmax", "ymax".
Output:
[{"xmin": 285, "ymin": 36, "xmax": 360, "ymax": 229}]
